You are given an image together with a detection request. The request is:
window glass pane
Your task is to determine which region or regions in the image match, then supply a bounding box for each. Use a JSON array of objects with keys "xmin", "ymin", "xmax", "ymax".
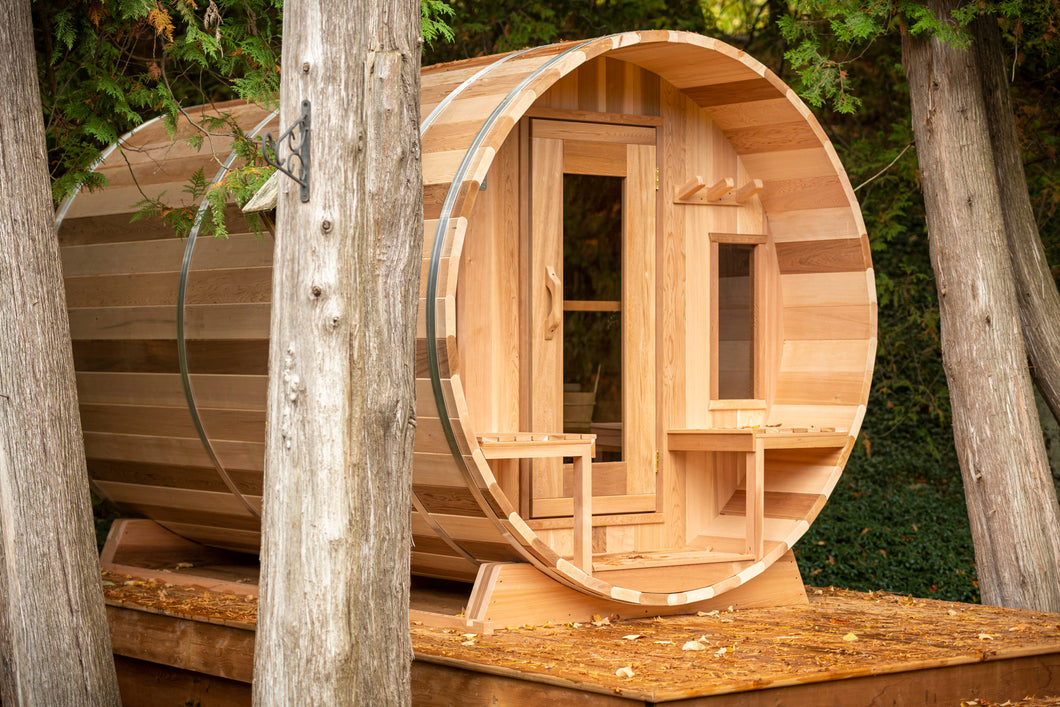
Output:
[
  {"xmin": 717, "ymin": 243, "xmax": 754, "ymax": 399},
  {"xmin": 562, "ymin": 174, "xmax": 622, "ymax": 460}
]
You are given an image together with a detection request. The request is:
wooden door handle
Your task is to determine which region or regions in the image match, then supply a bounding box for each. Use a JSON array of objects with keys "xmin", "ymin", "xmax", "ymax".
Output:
[{"xmin": 544, "ymin": 266, "xmax": 561, "ymax": 340}]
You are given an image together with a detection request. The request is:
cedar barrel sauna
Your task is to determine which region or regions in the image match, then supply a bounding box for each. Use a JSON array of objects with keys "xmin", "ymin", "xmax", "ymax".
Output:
[{"xmin": 59, "ymin": 31, "xmax": 875, "ymax": 608}]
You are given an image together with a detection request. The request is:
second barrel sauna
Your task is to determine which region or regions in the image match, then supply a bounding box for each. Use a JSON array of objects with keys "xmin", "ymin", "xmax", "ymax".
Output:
[{"xmin": 59, "ymin": 30, "xmax": 875, "ymax": 608}]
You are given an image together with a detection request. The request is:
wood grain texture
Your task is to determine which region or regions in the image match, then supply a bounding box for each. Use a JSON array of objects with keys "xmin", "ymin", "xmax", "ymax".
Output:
[
  {"xmin": 114, "ymin": 656, "xmax": 251, "ymax": 707},
  {"xmin": 253, "ymin": 1, "xmax": 422, "ymax": 701},
  {"xmin": 0, "ymin": 2, "xmax": 121, "ymax": 702},
  {"xmin": 904, "ymin": 5, "xmax": 1060, "ymax": 612},
  {"xmin": 775, "ymin": 238, "xmax": 868, "ymax": 274}
]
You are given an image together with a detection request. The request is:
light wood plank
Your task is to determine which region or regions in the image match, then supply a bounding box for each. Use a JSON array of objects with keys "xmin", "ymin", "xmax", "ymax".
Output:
[
  {"xmin": 76, "ymin": 372, "xmax": 267, "ymax": 409},
  {"xmin": 83, "ymin": 431, "xmax": 264, "ymax": 471},
  {"xmin": 532, "ymin": 119, "xmax": 656, "ymax": 145},
  {"xmin": 780, "ymin": 271, "xmax": 871, "ymax": 308},
  {"xmin": 68, "ymin": 303, "xmax": 271, "ymax": 340}
]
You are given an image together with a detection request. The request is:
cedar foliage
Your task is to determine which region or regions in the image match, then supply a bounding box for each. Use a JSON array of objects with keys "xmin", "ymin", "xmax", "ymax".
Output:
[{"xmin": 35, "ymin": 0, "xmax": 282, "ymax": 205}]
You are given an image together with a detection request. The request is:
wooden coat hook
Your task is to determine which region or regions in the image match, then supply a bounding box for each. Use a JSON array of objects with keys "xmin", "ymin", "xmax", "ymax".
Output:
[{"xmin": 673, "ymin": 175, "xmax": 763, "ymax": 206}]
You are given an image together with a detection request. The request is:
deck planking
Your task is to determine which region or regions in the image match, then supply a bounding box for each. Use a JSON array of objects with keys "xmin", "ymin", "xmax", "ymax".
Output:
[{"xmin": 102, "ymin": 568, "xmax": 1060, "ymax": 705}]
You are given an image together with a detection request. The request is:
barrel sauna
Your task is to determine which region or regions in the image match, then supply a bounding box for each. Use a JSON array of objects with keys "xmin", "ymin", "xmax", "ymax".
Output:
[{"xmin": 59, "ymin": 31, "xmax": 875, "ymax": 607}]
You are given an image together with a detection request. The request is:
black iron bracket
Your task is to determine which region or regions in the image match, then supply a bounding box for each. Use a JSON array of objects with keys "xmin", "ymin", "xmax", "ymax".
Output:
[{"xmin": 262, "ymin": 100, "xmax": 311, "ymax": 202}]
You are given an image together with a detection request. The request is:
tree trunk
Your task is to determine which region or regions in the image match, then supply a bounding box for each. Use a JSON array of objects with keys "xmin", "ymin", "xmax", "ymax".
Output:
[
  {"xmin": 971, "ymin": 14, "xmax": 1060, "ymax": 430},
  {"xmin": 252, "ymin": 0, "xmax": 422, "ymax": 703},
  {"xmin": 902, "ymin": 0, "xmax": 1060, "ymax": 611},
  {"xmin": 0, "ymin": 0, "xmax": 121, "ymax": 703}
]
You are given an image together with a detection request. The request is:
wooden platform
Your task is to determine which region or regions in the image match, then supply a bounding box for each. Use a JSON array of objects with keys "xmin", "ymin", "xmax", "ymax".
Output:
[{"xmin": 103, "ymin": 566, "xmax": 1060, "ymax": 705}]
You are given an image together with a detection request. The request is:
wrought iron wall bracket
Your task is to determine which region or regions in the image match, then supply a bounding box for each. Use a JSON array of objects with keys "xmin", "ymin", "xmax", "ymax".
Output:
[{"xmin": 262, "ymin": 100, "xmax": 311, "ymax": 202}]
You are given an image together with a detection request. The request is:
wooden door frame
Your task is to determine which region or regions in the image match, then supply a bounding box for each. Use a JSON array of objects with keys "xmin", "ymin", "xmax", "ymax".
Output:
[{"xmin": 522, "ymin": 118, "xmax": 658, "ymax": 520}]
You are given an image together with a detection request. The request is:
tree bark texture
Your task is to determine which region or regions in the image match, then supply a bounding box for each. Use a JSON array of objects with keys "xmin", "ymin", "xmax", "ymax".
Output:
[
  {"xmin": 253, "ymin": 0, "xmax": 422, "ymax": 703},
  {"xmin": 971, "ymin": 14, "xmax": 1060, "ymax": 429},
  {"xmin": 903, "ymin": 0, "xmax": 1060, "ymax": 612},
  {"xmin": 0, "ymin": 0, "xmax": 121, "ymax": 703}
]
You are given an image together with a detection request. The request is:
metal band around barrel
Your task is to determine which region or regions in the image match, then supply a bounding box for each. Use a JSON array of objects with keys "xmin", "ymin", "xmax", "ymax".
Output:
[
  {"xmin": 413, "ymin": 47, "xmax": 537, "ymax": 565},
  {"xmin": 55, "ymin": 117, "xmax": 164, "ymax": 225},
  {"xmin": 425, "ymin": 38, "xmax": 603, "ymax": 497},
  {"xmin": 177, "ymin": 111, "xmax": 279, "ymax": 520}
]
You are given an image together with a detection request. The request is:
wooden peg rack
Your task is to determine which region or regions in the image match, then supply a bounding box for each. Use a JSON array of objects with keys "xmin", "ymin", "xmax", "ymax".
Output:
[{"xmin": 674, "ymin": 175, "xmax": 763, "ymax": 206}]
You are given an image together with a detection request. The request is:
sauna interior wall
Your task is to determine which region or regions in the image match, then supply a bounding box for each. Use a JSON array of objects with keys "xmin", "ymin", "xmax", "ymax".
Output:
[{"xmin": 455, "ymin": 57, "xmax": 784, "ymax": 560}]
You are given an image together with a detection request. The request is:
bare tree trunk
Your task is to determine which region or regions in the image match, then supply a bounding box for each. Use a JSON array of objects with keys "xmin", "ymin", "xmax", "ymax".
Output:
[
  {"xmin": 252, "ymin": 0, "xmax": 422, "ymax": 703},
  {"xmin": 903, "ymin": 0, "xmax": 1060, "ymax": 612},
  {"xmin": 971, "ymin": 14, "xmax": 1060, "ymax": 429},
  {"xmin": 0, "ymin": 0, "xmax": 121, "ymax": 703}
]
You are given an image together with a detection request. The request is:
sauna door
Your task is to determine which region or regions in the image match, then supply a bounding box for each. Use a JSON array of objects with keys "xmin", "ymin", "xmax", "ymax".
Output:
[{"xmin": 528, "ymin": 119, "xmax": 657, "ymax": 519}]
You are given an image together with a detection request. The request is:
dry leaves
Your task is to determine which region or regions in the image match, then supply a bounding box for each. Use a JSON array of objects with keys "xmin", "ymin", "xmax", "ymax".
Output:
[{"xmin": 615, "ymin": 666, "xmax": 635, "ymax": 678}]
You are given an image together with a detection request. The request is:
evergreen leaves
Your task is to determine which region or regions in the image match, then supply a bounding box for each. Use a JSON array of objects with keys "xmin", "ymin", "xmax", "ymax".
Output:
[
  {"xmin": 36, "ymin": 0, "xmax": 282, "ymax": 214},
  {"xmin": 39, "ymin": 0, "xmax": 448, "ymax": 237},
  {"xmin": 778, "ymin": 1, "xmax": 1059, "ymax": 114}
]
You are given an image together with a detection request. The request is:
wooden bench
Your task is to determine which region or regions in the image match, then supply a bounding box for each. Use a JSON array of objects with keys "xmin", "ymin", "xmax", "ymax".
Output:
[
  {"xmin": 477, "ymin": 433, "xmax": 596, "ymax": 573},
  {"xmin": 667, "ymin": 428, "xmax": 849, "ymax": 560}
]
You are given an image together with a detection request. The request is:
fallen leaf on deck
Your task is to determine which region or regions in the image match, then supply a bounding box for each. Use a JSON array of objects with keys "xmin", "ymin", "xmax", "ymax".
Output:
[
  {"xmin": 460, "ymin": 640, "xmax": 475, "ymax": 646},
  {"xmin": 714, "ymin": 646, "xmax": 729, "ymax": 656},
  {"xmin": 591, "ymin": 615, "xmax": 611, "ymax": 627},
  {"xmin": 622, "ymin": 634, "xmax": 642, "ymax": 640},
  {"xmin": 615, "ymin": 666, "xmax": 634, "ymax": 678},
  {"xmin": 682, "ymin": 641, "xmax": 705, "ymax": 651},
  {"xmin": 697, "ymin": 610, "xmax": 720, "ymax": 617},
  {"xmin": 842, "ymin": 632, "xmax": 858, "ymax": 641},
  {"xmin": 978, "ymin": 633, "xmax": 994, "ymax": 640}
]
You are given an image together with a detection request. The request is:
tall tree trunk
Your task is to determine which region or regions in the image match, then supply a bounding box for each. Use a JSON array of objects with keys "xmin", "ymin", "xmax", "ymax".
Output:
[
  {"xmin": 253, "ymin": 0, "xmax": 422, "ymax": 703},
  {"xmin": 902, "ymin": 0, "xmax": 1060, "ymax": 611},
  {"xmin": 0, "ymin": 0, "xmax": 121, "ymax": 703},
  {"xmin": 972, "ymin": 14, "xmax": 1060, "ymax": 429}
]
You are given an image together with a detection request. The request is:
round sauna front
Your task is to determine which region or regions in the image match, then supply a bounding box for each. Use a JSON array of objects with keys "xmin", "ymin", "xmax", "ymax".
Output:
[{"xmin": 59, "ymin": 31, "xmax": 875, "ymax": 607}]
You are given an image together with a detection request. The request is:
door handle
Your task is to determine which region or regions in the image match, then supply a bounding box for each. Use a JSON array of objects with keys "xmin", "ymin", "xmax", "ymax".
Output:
[{"xmin": 545, "ymin": 266, "xmax": 561, "ymax": 340}]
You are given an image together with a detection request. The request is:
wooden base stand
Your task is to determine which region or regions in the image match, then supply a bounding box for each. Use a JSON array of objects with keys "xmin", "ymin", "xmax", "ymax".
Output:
[
  {"xmin": 101, "ymin": 519, "xmax": 260, "ymax": 596},
  {"xmin": 411, "ymin": 552, "xmax": 807, "ymax": 634},
  {"xmin": 103, "ymin": 519, "xmax": 807, "ymax": 637}
]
